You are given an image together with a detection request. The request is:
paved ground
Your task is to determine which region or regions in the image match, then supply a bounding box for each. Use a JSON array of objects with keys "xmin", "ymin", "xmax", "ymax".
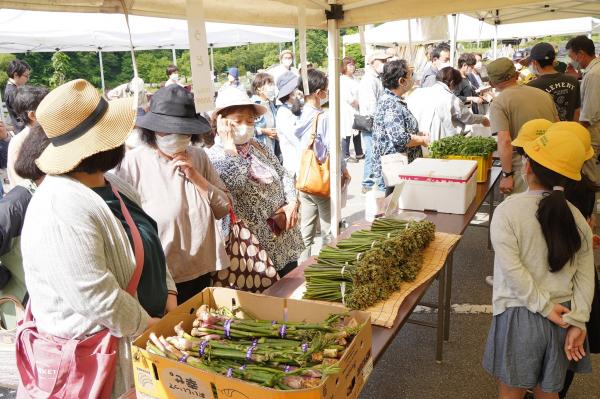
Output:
[{"xmin": 2, "ymin": 157, "xmax": 598, "ymax": 398}]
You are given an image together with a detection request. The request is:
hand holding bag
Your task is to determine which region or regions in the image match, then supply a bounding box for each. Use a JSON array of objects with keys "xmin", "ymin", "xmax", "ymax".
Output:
[
  {"xmin": 15, "ymin": 185, "xmax": 145, "ymax": 399},
  {"xmin": 296, "ymin": 114, "xmax": 330, "ymax": 198}
]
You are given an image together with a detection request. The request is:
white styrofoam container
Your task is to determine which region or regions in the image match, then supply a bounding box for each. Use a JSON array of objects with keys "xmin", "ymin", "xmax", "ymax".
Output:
[{"xmin": 395, "ymin": 158, "xmax": 478, "ymax": 215}]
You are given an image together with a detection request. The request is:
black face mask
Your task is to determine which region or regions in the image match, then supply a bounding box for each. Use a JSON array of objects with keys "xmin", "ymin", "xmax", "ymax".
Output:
[{"xmin": 291, "ymin": 97, "xmax": 303, "ymax": 116}]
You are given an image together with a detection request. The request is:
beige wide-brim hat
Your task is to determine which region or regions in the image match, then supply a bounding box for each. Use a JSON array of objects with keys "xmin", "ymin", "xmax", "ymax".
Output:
[
  {"xmin": 36, "ymin": 79, "xmax": 136, "ymax": 174},
  {"xmin": 213, "ymin": 86, "xmax": 267, "ymax": 120}
]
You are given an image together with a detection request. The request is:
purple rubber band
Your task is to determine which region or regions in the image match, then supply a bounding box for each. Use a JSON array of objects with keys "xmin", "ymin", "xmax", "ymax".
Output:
[
  {"xmin": 252, "ymin": 339, "xmax": 258, "ymax": 347},
  {"xmin": 199, "ymin": 340, "xmax": 208, "ymax": 357},
  {"xmin": 279, "ymin": 324, "xmax": 287, "ymax": 338},
  {"xmin": 246, "ymin": 345, "xmax": 255, "ymax": 360},
  {"xmin": 224, "ymin": 319, "xmax": 232, "ymax": 339},
  {"xmin": 284, "ymin": 365, "xmax": 291, "ymax": 373},
  {"xmin": 271, "ymin": 320, "xmax": 276, "ymax": 325},
  {"xmin": 301, "ymin": 343, "xmax": 309, "ymax": 353},
  {"xmin": 178, "ymin": 353, "xmax": 189, "ymax": 363},
  {"xmin": 239, "ymin": 365, "xmax": 246, "ymax": 371},
  {"xmin": 226, "ymin": 368, "xmax": 233, "ymax": 378}
]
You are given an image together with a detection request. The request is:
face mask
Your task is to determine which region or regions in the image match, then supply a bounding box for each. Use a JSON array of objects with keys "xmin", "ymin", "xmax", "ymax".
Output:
[
  {"xmin": 233, "ymin": 124, "xmax": 254, "ymax": 145},
  {"xmin": 319, "ymin": 90, "xmax": 329, "ymax": 105},
  {"xmin": 570, "ymin": 58, "xmax": 581, "ymax": 70},
  {"xmin": 264, "ymin": 85, "xmax": 278, "ymax": 101},
  {"xmin": 156, "ymin": 134, "xmax": 191, "ymax": 155},
  {"xmin": 438, "ymin": 61, "xmax": 452, "ymax": 70},
  {"xmin": 376, "ymin": 63, "xmax": 385, "ymax": 75},
  {"xmin": 282, "ymin": 58, "xmax": 293, "ymax": 68},
  {"xmin": 170, "ymin": 73, "xmax": 179, "ymax": 81},
  {"xmin": 475, "ymin": 61, "xmax": 483, "ymax": 71}
]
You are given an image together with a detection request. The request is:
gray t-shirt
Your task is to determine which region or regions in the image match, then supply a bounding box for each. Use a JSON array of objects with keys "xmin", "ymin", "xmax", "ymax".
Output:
[{"xmin": 527, "ymin": 73, "xmax": 581, "ymax": 122}]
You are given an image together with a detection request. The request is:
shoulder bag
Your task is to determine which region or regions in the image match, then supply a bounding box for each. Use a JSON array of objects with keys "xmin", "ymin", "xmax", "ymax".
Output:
[
  {"xmin": 15, "ymin": 184, "xmax": 145, "ymax": 399},
  {"xmin": 296, "ymin": 113, "xmax": 330, "ymax": 198}
]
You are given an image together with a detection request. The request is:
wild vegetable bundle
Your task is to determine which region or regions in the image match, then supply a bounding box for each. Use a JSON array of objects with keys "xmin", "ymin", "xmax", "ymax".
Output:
[
  {"xmin": 146, "ymin": 305, "xmax": 362, "ymax": 390},
  {"xmin": 429, "ymin": 135, "xmax": 497, "ymax": 158},
  {"xmin": 304, "ymin": 219, "xmax": 436, "ymax": 310}
]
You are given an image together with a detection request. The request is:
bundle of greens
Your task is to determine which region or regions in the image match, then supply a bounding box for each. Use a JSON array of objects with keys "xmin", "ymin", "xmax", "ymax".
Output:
[
  {"xmin": 429, "ymin": 135, "xmax": 497, "ymax": 158},
  {"xmin": 146, "ymin": 305, "xmax": 361, "ymax": 390},
  {"xmin": 304, "ymin": 219, "xmax": 436, "ymax": 310}
]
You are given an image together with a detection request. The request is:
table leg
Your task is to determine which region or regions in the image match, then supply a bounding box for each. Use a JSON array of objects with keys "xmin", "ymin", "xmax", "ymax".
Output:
[
  {"xmin": 443, "ymin": 253, "xmax": 453, "ymax": 342},
  {"xmin": 436, "ymin": 261, "xmax": 447, "ymax": 363}
]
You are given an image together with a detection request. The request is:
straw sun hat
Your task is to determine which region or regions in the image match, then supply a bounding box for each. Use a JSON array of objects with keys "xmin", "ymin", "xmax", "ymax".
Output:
[
  {"xmin": 36, "ymin": 79, "xmax": 136, "ymax": 175},
  {"xmin": 213, "ymin": 86, "xmax": 267, "ymax": 120}
]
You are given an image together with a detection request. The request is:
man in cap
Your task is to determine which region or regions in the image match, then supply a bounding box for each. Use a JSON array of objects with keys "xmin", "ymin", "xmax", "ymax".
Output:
[
  {"xmin": 421, "ymin": 43, "xmax": 451, "ymax": 88},
  {"xmin": 358, "ymin": 50, "xmax": 391, "ymax": 193},
  {"xmin": 527, "ymin": 42, "xmax": 581, "ymax": 122},
  {"xmin": 487, "ymin": 57, "xmax": 558, "ymax": 197},
  {"xmin": 567, "ymin": 35, "xmax": 600, "ymax": 186},
  {"xmin": 270, "ymin": 50, "xmax": 299, "ymax": 82}
]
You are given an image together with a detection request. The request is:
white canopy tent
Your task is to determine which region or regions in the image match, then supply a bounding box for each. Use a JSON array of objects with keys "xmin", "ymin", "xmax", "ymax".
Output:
[
  {"xmin": 1, "ymin": 0, "xmax": 599, "ymax": 236},
  {"xmin": 496, "ymin": 16, "xmax": 600, "ymax": 39}
]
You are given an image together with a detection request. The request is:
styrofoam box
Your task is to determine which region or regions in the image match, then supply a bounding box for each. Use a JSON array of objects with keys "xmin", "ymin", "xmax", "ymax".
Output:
[{"xmin": 395, "ymin": 158, "xmax": 478, "ymax": 215}]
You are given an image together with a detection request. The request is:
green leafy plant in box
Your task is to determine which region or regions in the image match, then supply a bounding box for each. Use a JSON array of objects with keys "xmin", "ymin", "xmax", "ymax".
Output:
[{"xmin": 429, "ymin": 135, "xmax": 496, "ymax": 158}]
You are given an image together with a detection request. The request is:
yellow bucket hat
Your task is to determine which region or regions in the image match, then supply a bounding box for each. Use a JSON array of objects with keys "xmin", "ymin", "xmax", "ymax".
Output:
[
  {"xmin": 545, "ymin": 121, "xmax": 595, "ymax": 160},
  {"xmin": 523, "ymin": 129, "xmax": 587, "ymax": 181},
  {"xmin": 512, "ymin": 119, "xmax": 553, "ymax": 148}
]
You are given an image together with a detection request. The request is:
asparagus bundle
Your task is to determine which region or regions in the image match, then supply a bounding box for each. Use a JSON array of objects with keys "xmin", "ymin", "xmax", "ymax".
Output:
[
  {"xmin": 146, "ymin": 305, "xmax": 361, "ymax": 390},
  {"xmin": 304, "ymin": 219, "xmax": 436, "ymax": 310}
]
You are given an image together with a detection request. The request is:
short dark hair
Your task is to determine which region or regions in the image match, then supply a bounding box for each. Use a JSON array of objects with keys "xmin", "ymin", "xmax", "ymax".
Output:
[
  {"xmin": 166, "ymin": 64, "xmax": 179, "ymax": 77},
  {"xmin": 437, "ymin": 67, "xmax": 463, "ymax": 88},
  {"xmin": 341, "ymin": 57, "xmax": 356, "ymax": 74},
  {"xmin": 251, "ymin": 73, "xmax": 274, "ymax": 95},
  {"xmin": 536, "ymin": 57, "xmax": 555, "ymax": 69},
  {"xmin": 431, "ymin": 43, "xmax": 451, "ymax": 61},
  {"xmin": 381, "ymin": 59, "xmax": 410, "ymax": 90},
  {"xmin": 139, "ymin": 128, "xmax": 202, "ymax": 147},
  {"xmin": 7, "ymin": 59, "xmax": 31, "ymax": 79},
  {"xmin": 13, "ymin": 86, "xmax": 49, "ymax": 126},
  {"xmin": 13, "ymin": 123, "xmax": 50, "ymax": 181},
  {"xmin": 297, "ymin": 68, "xmax": 328, "ymax": 95},
  {"xmin": 70, "ymin": 145, "xmax": 125, "ymax": 174},
  {"xmin": 457, "ymin": 53, "xmax": 477, "ymax": 68},
  {"xmin": 566, "ymin": 35, "xmax": 595, "ymax": 57}
]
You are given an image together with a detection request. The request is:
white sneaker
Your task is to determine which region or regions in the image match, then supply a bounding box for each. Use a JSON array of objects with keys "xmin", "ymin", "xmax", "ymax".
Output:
[{"xmin": 485, "ymin": 276, "xmax": 494, "ymax": 287}]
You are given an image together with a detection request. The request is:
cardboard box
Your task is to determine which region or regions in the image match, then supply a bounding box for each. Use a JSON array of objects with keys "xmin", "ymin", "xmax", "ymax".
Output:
[
  {"xmin": 396, "ymin": 158, "xmax": 477, "ymax": 214},
  {"xmin": 131, "ymin": 288, "xmax": 373, "ymax": 399}
]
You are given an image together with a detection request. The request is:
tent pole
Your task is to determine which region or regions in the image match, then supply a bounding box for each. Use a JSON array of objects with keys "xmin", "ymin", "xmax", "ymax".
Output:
[
  {"xmin": 292, "ymin": 39, "xmax": 297, "ymax": 68},
  {"xmin": 342, "ymin": 44, "xmax": 346, "ymax": 58},
  {"xmin": 327, "ymin": 17, "xmax": 341, "ymax": 238},
  {"xmin": 408, "ymin": 19, "xmax": 412, "ymax": 64},
  {"xmin": 493, "ymin": 24, "xmax": 498, "ymax": 60},
  {"xmin": 98, "ymin": 49, "xmax": 106, "ymax": 94},
  {"xmin": 450, "ymin": 14, "xmax": 458, "ymax": 66},
  {"xmin": 172, "ymin": 48, "xmax": 177, "ymax": 66},
  {"xmin": 210, "ymin": 46, "xmax": 215, "ymax": 73}
]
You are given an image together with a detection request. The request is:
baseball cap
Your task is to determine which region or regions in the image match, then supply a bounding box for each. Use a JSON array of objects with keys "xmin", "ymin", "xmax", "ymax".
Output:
[
  {"xmin": 228, "ymin": 67, "xmax": 239, "ymax": 79},
  {"xmin": 512, "ymin": 119, "xmax": 553, "ymax": 148},
  {"xmin": 523, "ymin": 130, "xmax": 587, "ymax": 181},
  {"xmin": 529, "ymin": 42, "xmax": 556, "ymax": 62},
  {"xmin": 486, "ymin": 58, "xmax": 517, "ymax": 85}
]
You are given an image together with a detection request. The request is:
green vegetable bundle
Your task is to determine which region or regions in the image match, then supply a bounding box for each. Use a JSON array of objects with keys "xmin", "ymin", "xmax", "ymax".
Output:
[
  {"xmin": 146, "ymin": 305, "xmax": 361, "ymax": 390},
  {"xmin": 429, "ymin": 135, "xmax": 497, "ymax": 158},
  {"xmin": 304, "ymin": 219, "xmax": 436, "ymax": 310}
]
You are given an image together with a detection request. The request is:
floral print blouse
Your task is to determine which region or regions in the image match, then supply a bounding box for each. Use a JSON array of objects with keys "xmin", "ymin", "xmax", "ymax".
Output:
[
  {"xmin": 206, "ymin": 139, "xmax": 304, "ymax": 270},
  {"xmin": 372, "ymin": 88, "xmax": 422, "ymax": 183}
]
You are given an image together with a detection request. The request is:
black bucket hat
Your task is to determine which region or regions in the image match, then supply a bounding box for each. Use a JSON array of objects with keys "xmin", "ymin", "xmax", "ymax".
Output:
[{"xmin": 136, "ymin": 85, "xmax": 211, "ymax": 135}]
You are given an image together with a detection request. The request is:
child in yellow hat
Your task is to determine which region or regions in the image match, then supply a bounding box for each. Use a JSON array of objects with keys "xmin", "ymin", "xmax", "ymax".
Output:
[{"xmin": 483, "ymin": 129, "xmax": 595, "ymax": 397}]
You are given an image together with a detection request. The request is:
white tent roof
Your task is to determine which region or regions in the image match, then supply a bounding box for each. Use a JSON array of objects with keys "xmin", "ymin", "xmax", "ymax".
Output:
[
  {"xmin": 2, "ymin": 0, "xmax": 599, "ymax": 29},
  {"xmin": 496, "ymin": 17, "xmax": 600, "ymax": 39},
  {"xmin": 0, "ymin": 9, "xmax": 295, "ymax": 53},
  {"xmin": 342, "ymin": 14, "xmax": 496, "ymax": 46}
]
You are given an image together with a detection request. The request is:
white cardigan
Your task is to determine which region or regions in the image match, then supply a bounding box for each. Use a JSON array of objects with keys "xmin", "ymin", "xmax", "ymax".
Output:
[{"xmin": 21, "ymin": 174, "xmax": 153, "ymax": 398}]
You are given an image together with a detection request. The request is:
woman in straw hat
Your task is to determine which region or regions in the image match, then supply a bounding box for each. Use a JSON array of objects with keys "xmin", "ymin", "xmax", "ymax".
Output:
[
  {"xmin": 483, "ymin": 128, "xmax": 595, "ymax": 398},
  {"xmin": 206, "ymin": 86, "xmax": 304, "ymax": 278},
  {"xmin": 19, "ymin": 79, "xmax": 167, "ymax": 398},
  {"xmin": 116, "ymin": 84, "xmax": 230, "ymax": 304}
]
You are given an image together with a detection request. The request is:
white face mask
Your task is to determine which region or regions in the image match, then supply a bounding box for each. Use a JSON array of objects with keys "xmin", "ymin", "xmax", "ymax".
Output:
[
  {"xmin": 282, "ymin": 58, "xmax": 293, "ymax": 68},
  {"xmin": 264, "ymin": 85, "xmax": 278, "ymax": 101},
  {"xmin": 438, "ymin": 61, "xmax": 452, "ymax": 70},
  {"xmin": 233, "ymin": 124, "xmax": 254, "ymax": 145},
  {"xmin": 170, "ymin": 73, "xmax": 179, "ymax": 81},
  {"xmin": 475, "ymin": 61, "xmax": 483, "ymax": 71},
  {"xmin": 376, "ymin": 63, "xmax": 385, "ymax": 75},
  {"xmin": 155, "ymin": 134, "xmax": 191, "ymax": 155}
]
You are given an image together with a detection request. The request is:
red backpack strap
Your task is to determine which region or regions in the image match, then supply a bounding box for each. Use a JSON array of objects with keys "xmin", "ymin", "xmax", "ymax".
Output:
[{"xmin": 110, "ymin": 184, "xmax": 145, "ymax": 296}]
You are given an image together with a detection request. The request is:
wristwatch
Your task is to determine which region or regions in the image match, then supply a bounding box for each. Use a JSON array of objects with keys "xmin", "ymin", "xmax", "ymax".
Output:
[{"xmin": 501, "ymin": 171, "xmax": 514, "ymax": 178}]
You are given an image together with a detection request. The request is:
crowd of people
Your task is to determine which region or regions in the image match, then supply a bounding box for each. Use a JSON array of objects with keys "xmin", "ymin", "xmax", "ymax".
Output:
[{"xmin": 0, "ymin": 33, "xmax": 598, "ymax": 398}]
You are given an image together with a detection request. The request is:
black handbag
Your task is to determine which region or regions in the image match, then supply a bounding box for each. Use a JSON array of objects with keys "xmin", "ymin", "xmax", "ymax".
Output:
[
  {"xmin": 352, "ymin": 115, "xmax": 373, "ymax": 132},
  {"xmin": 588, "ymin": 269, "xmax": 600, "ymax": 353}
]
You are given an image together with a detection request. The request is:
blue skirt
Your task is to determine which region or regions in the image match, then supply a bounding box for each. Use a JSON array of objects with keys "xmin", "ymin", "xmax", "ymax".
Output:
[{"xmin": 482, "ymin": 305, "xmax": 592, "ymax": 392}]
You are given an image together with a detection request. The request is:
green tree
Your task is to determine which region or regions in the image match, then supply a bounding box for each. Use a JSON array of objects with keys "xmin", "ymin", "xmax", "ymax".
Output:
[
  {"xmin": 49, "ymin": 52, "xmax": 72, "ymax": 88},
  {"xmin": 0, "ymin": 54, "xmax": 16, "ymax": 93}
]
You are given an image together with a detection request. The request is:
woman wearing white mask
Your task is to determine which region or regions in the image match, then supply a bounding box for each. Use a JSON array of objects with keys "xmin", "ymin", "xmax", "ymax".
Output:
[
  {"xmin": 165, "ymin": 64, "xmax": 183, "ymax": 87},
  {"xmin": 117, "ymin": 85, "xmax": 231, "ymax": 303},
  {"xmin": 251, "ymin": 73, "xmax": 279, "ymax": 155},
  {"xmin": 206, "ymin": 87, "xmax": 304, "ymax": 276}
]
